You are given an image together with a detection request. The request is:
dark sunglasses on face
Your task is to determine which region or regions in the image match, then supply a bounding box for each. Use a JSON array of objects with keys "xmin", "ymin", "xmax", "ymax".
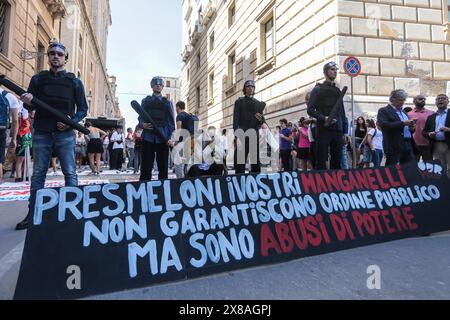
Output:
[{"xmin": 48, "ymin": 51, "xmax": 65, "ymax": 57}]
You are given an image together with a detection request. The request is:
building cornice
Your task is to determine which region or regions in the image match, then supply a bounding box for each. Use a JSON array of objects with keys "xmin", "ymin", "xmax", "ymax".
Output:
[{"xmin": 42, "ymin": 0, "xmax": 67, "ymax": 19}]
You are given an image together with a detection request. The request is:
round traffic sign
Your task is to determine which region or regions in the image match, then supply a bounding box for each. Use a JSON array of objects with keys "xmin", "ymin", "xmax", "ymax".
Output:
[{"xmin": 344, "ymin": 57, "xmax": 362, "ymax": 78}]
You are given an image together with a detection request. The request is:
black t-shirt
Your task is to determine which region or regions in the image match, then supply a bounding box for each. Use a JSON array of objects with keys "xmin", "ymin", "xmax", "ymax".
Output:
[
  {"xmin": 355, "ymin": 127, "xmax": 367, "ymax": 139},
  {"xmin": 176, "ymin": 112, "xmax": 190, "ymax": 131}
]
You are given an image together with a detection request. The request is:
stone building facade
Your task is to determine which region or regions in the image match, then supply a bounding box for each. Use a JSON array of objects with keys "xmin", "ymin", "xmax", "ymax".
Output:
[
  {"xmin": 162, "ymin": 76, "xmax": 181, "ymax": 105},
  {"xmin": 0, "ymin": 0, "xmax": 66, "ymax": 88},
  {"xmin": 180, "ymin": 0, "xmax": 450, "ymax": 129},
  {"xmin": 61, "ymin": 0, "xmax": 121, "ymax": 119},
  {"xmin": 0, "ymin": 0, "xmax": 120, "ymax": 119}
]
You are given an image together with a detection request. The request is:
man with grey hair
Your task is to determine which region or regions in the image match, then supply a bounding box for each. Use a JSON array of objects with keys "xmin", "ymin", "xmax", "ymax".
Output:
[{"xmin": 377, "ymin": 89, "xmax": 416, "ymax": 165}]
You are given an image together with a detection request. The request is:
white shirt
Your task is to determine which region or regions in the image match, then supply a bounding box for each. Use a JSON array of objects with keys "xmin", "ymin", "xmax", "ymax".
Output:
[
  {"xmin": 369, "ymin": 128, "xmax": 383, "ymax": 150},
  {"xmin": 110, "ymin": 132, "xmax": 124, "ymax": 150},
  {"xmin": 0, "ymin": 88, "xmax": 20, "ymax": 110},
  {"xmin": 219, "ymin": 135, "xmax": 228, "ymax": 152},
  {"xmin": 19, "ymin": 102, "xmax": 28, "ymax": 120}
]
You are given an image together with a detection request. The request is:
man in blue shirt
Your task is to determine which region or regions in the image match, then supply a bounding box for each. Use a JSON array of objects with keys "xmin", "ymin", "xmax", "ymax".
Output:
[
  {"xmin": 377, "ymin": 89, "xmax": 416, "ymax": 165},
  {"xmin": 423, "ymin": 94, "xmax": 450, "ymax": 177},
  {"xmin": 138, "ymin": 77, "xmax": 175, "ymax": 181},
  {"xmin": 16, "ymin": 41, "xmax": 88, "ymax": 230}
]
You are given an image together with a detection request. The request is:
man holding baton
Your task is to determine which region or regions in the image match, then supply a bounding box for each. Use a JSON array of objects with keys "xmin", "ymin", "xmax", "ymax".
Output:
[
  {"xmin": 138, "ymin": 76, "xmax": 175, "ymax": 181},
  {"xmin": 307, "ymin": 62, "xmax": 349, "ymax": 170},
  {"xmin": 16, "ymin": 40, "xmax": 88, "ymax": 230}
]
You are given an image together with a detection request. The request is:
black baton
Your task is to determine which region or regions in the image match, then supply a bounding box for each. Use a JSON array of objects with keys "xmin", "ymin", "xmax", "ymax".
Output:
[
  {"xmin": 0, "ymin": 75, "xmax": 90, "ymax": 135},
  {"xmin": 131, "ymin": 100, "xmax": 168, "ymax": 143}
]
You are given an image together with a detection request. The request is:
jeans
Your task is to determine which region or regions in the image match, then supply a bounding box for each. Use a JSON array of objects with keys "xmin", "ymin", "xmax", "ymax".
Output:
[
  {"xmin": 341, "ymin": 144, "xmax": 349, "ymax": 170},
  {"xmin": 127, "ymin": 148, "xmax": 135, "ymax": 169},
  {"xmin": 134, "ymin": 148, "xmax": 142, "ymax": 172},
  {"xmin": 31, "ymin": 130, "xmax": 77, "ymax": 191},
  {"xmin": 102, "ymin": 145, "xmax": 109, "ymax": 164},
  {"xmin": 372, "ymin": 149, "xmax": 384, "ymax": 168}
]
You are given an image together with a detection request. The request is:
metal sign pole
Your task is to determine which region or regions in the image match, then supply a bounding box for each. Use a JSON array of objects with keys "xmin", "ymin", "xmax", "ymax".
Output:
[{"xmin": 351, "ymin": 77, "xmax": 356, "ymax": 169}]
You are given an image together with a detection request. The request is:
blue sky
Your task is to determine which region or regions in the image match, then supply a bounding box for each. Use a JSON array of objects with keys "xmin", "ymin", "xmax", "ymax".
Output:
[{"xmin": 107, "ymin": 0, "xmax": 182, "ymax": 129}]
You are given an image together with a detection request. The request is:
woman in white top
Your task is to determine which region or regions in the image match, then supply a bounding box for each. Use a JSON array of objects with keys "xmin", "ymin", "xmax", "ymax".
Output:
[{"xmin": 368, "ymin": 122, "xmax": 384, "ymax": 168}]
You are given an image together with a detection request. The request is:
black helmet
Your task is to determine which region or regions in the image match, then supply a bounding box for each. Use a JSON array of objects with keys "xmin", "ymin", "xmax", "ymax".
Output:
[
  {"xmin": 323, "ymin": 61, "xmax": 338, "ymax": 74},
  {"xmin": 243, "ymin": 80, "xmax": 256, "ymax": 94},
  {"xmin": 151, "ymin": 76, "xmax": 164, "ymax": 87},
  {"xmin": 47, "ymin": 40, "xmax": 69, "ymax": 60}
]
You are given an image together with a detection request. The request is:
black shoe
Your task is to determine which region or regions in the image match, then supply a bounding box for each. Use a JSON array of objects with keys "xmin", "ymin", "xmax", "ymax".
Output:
[
  {"xmin": 16, "ymin": 220, "xmax": 29, "ymax": 231},
  {"xmin": 16, "ymin": 216, "xmax": 30, "ymax": 230}
]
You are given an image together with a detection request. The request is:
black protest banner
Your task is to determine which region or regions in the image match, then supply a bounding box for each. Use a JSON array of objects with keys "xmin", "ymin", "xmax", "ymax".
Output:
[{"xmin": 14, "ymin": 162, "xmax": 450, "ymax": 299}]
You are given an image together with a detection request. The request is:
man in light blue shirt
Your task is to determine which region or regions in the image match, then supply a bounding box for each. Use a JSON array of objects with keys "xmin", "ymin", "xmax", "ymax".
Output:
[{"xmin": 423, "ymin": 94, "xmax": 450, "ymax": 177}]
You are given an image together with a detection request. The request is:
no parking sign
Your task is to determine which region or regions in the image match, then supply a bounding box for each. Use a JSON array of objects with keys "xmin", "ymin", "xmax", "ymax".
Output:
[
  {"xmin": 344, "ymin": 56, "xmax": 362, "ymax": 78},
  {"xmin": 343, "ymin": 56, "xmax": 362, "ymax": 168}
]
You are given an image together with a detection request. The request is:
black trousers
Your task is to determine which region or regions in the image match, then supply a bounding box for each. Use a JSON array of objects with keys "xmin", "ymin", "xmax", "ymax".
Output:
[
  {"xmin": 234, "ymin": 135, "xmax": 261, "ymax": 174},
  {"xmin": 280, "ymin": 149, "xmax": 292, "ymax": 171},
  {"xmin": 415, "ymin": 145, "xmax": 433, "ymax": 162},
  {"xmin": 110, "ymin": 149, "xmax": 123, "ymax": 170},
  {"xmin": 310, "ymin": 142, "xmax": 317, "ymax": 169},
  {"xmin": 315, "ymin": 130, "xmax": 344, "ymax": 170},
  {"xmin": 386, "ymin": 140, "xmax": 415, "ymax": 166},
  {"xmin": 140, "ymin": 141, "xmax": 169, "ymax": 181}
]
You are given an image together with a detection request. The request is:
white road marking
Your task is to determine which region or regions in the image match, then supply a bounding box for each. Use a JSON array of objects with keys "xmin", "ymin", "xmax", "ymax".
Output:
[{"xmin": 0, "ymin": 241, "xmax": 25, "ymax": 279}]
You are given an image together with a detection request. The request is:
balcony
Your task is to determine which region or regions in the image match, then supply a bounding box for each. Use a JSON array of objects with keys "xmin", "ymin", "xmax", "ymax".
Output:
[
  {"xmin": 182, "ymin": 45, "xmax": 193, "ymax": 63},
  {"xmin": 189, "ymin": 22, "xmax": 204, "ymax": 46},
  {"xmin": 42, "ymin": 0, "xmax": 66, "ymax": 19},
  {"xmin": 202, "ymin": 0, "xmax": 217, "ymax": 26}
]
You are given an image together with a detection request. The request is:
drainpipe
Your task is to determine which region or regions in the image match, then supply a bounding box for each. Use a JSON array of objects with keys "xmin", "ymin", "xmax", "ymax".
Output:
[{"xmin": 21, "ymin": 0, "xmax": 30, "ymax": 88}]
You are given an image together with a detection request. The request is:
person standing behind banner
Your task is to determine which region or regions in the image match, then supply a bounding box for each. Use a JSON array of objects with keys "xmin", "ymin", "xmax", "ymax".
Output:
[
  {"xmin": 110, "ymin": 126, "xmax": 124, "ymax": 171},
  {"xmin": 14, "ymin": 104, "xmax": 32, "ymax": 182},
  {"xmin": 408, "ymin": 95, "xmax": 434, "ymax": 162},
  {"xmin": 139, "ymin": 77, "xmax": 175, "ymax": 181},
  {"xmin": 233, "ymin": 80, "xmax": 265, "ymax": 174},
  {"xmin": 307, "ymin": 62, "xmax": 349, "ymax": 170},
  {"xmin": 133, "ymin": 127, "xmax": 143, "ymax": 174},
  {"xmin": 367, "ymin": 121, "xmax": 384, "ymax": 168},
  {"xmin": 279, "ymin": 119, "xmax": 293, "ymax": 171},
  {"xmin": 126, "ymin": 128, "xmax": 136, "ymax": 170},
  {"xmin": 377, "ymin": 89, "xmax": 416, "ymax": 166},
  {"xmin": 423, "ymin": 94, "xmax": 450, "ymax": 177},
  {"xmin": 173, "ymin": 101, "xmax": 191, "ymax": 179},
  {"xmin": 102, "ymin": 131, "xmax": 110, "ymax": 167},
  {"xmin": 297, "ymin": 117, "xmax": 312, "ymax": 171},
  {"xmin": 75, "ymin": 131, "xmax": 87, "ymax": 170},
  {"xmin": 0, "ymin": 88, "xmax": 19, "ymax": 182},
  {"xmin": 354, "ymin": 116, "xmax": 367, "ymax": 167},
  {"xmin": 85, "ymin": 121, "xmax": 106, "ymax": 175},
  {"xmin": 219, "ymin": 129, "xmax": 229, "ymax": 175}
]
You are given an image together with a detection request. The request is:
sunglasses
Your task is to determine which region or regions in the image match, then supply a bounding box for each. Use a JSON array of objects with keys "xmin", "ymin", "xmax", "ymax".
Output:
[{"xmin": 48, "ymin": 51, "xmax": 65, "ymax": 57}]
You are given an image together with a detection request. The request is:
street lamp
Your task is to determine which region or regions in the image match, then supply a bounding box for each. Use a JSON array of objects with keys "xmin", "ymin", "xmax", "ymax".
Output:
[{"xmin": 19, "ymin": 49, "xmax": 45, "ymax": 61}]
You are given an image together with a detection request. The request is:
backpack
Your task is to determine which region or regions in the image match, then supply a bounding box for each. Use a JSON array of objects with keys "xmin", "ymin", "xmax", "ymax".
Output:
[
  {"xmin": 0, "ymin": 91, "xmax": 11, "ymax": 130},
  {"xmin": 184, "ymin": 112, "xmax": 199, "ymax": 136}
]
